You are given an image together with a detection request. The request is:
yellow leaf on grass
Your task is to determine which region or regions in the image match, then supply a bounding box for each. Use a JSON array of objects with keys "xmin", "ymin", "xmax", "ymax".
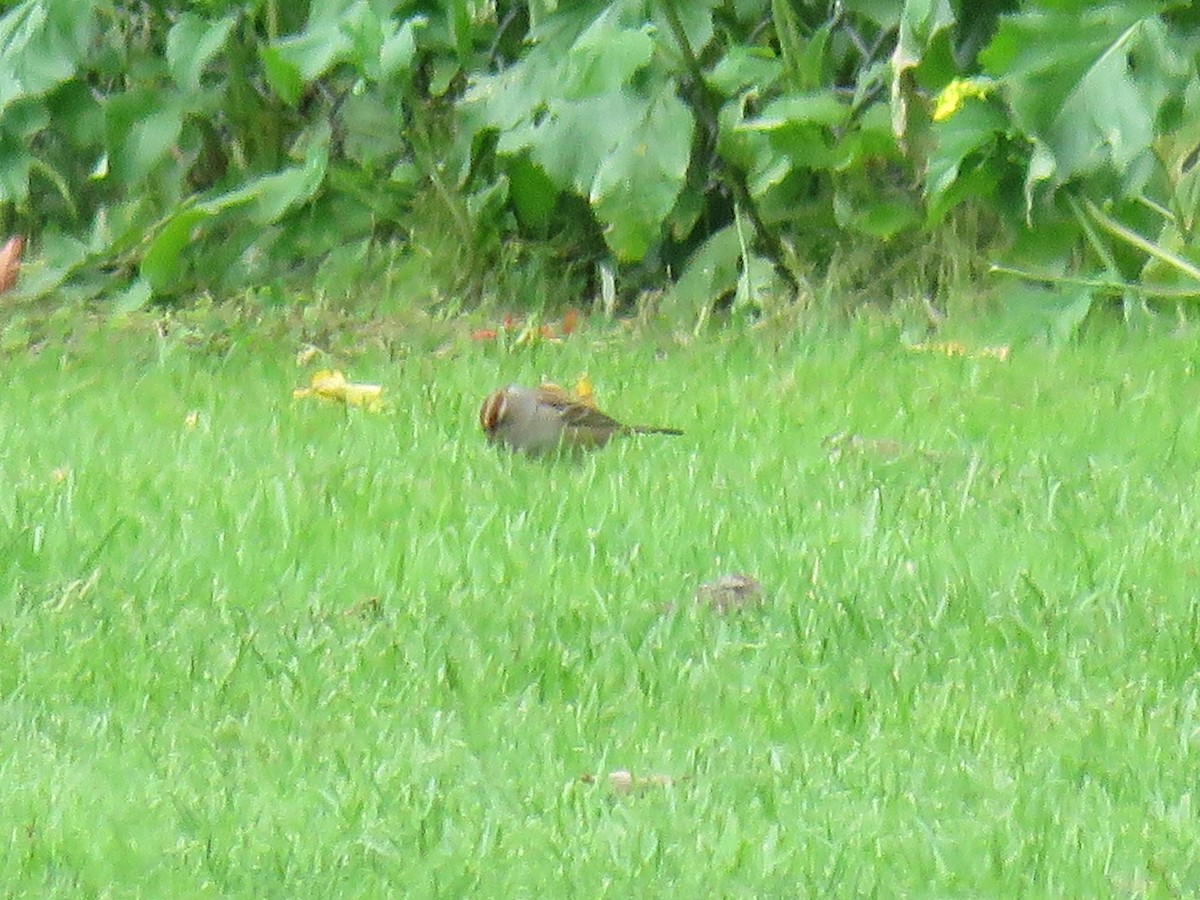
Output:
[
  {"xmin": 908, "ymin": 341, "xmax": 1010, "ymax": 361},
  {"xmin": 293, "ymin": 369, "xmax": 384, "ymax": 410}
]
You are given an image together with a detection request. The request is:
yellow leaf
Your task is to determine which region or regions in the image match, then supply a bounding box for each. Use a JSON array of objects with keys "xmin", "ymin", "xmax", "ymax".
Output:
[
  {"xmin": 573, "ymin": 374, "xmax": 596, "ymax": 408},
  {"xmin": 293, "ymin": 369, "xmax": 384, "ymax": 410},
  {"xmin": 908, "ymin": 341, "xmax": 1010, "ymax": 361}
]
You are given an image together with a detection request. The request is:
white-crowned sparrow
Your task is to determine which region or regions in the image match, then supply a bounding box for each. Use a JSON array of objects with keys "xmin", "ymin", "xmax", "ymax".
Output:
[{"xmin": 479, "ymin": 383, "xmax": 682, "ymax": 455}]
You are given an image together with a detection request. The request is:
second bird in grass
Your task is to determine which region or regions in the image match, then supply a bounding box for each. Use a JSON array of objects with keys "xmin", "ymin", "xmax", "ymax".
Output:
[{"xmin": 480, "ymin": 383, "xmax": 682, "ymax": 455}]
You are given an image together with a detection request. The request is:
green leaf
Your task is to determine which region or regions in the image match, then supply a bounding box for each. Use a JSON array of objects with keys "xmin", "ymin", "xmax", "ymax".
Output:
[
  {"xmin": 589, "ymin": 87, "xmax": 693, "ymax": 261},
  {"xmin": 1001, "ymin": 283, "xmax": 1095, "ymax": 346},
  {"xmin": 524, "ymin": 92, "xmax": 644, "ymax": 193},
  {"xmin": 259, "ymin": 46, "xmax": 303, "ymax": 107},
  {"xmin": 0, "ymin": 0, "xmax": 94, "ymax": 118},
  {"xmin": 507, "ymin": 156, "xmax": 558, "ymax": 232},
  {"xmin": 890, "ymin": 0, "xmax": 956, "ymax": 138},
  {"xmin": 834, "ymin": 188, "xmax": 921, "ymax": 239},
  {"xmin": 740, "ymin": 92, "xmax": 849, "ymax": 130},
  {"xmin": 982, "ymin": 8, "xmax": 1186, "ymax": 209},
  {"xmin": 653, "ymin": 0, "xmax": 716, "ymax": 56},
  {"xmin": 110, "ymin": 277, "xmax": 154, "ymax": 314},
  {"xmin": 167, "ymin": 13, "xmax": 237, "ymax": 91},
  {"xmin": 103, "ymin": 90, "xmax": 185, "ymax": 184},
  {"xmin": 666, "ymin": 225, "xmax": 743, "ymax": 317},
  {"xmin": 0, "ymin": 99, "xmax": 45, "ymax": 202},
  {"xmin": 380, "ymin": 17, "xmax": 421, "ymax": 80},
  {"xmin": 245, "ymin": 127, "xmax": 331, "ymax": 224},
  {"xmin": 265, "ymin": 3, "xmax": 353, "ymax": 87},
  {"xmin": 141, "ymin": 206, "xmax": 212, "ymax": 293},
  {"xmin": 925, "ymin": 101, "xmax": 1006, "ymax": 216},
  {"xmin": 707, "ymin": 46, "xmax": 783, "ymax": 97},
  {"xmin": 7, "ymin": 230, "xmax": 91, "ymax": 300},
  {"xmin": 564, "ymin": 17, "xmax": 653, "ymax": 96}
]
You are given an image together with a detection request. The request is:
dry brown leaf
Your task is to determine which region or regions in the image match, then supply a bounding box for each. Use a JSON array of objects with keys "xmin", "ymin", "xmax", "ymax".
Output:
[
  {"xmin": 0, "ymin": 235, "xmax": 26, "ymax": 294},
  {"xmin": 694, "ymin": 572, "xmax": 765, "ymax": 614}
]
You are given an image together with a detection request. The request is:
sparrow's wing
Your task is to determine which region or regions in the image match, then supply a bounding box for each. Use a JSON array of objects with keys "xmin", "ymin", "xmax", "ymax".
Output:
[
  {"xmin": 534, "ymin": 385, "xmax": 625, "ymax": 430},
  {"xmin": 559, "ymin": 403, "xmax": 626, "ymax": 431}
]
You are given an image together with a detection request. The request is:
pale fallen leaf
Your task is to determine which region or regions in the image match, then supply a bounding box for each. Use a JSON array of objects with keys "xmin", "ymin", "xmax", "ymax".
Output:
[
  {"xmin": 908, "ymin": 340, "xmax": 1010, "ymax": 361},
  {"xmin": 579, "ymin": 770, "xmax": 681, "ymax": 794},
  {"xmin": 694, "ymin": 572, "xmax": 765, "ymax": 614},
  {"xmin": 293, "ymin": 369, "xmax": 384, "ymax": 411}
]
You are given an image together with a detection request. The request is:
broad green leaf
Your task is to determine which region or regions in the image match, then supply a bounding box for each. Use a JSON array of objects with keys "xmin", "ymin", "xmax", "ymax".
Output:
[
  {"xmin": 5, "ymin": 229, "xmax": 90, "ymax": 300},
  {"xmin": 665, "ymin": 186, "xmax": 704, "ymax": 241},
  {"xmin": 259, "ymin": 46, "xmax": 303, "ymax": 106},
  {"xmin": 0, "ymin": 143, "xmax": 32, "ymax": 203},
  {"xmin": 840, "ymin": 0, "xmax": 903, "ymax": 29},
  {"xmin": 834, "ymin": 188, "xmax": 921, "ymax": 239},
  {"xmin": 110, "ymin": 277, "xmax": 154, "ymax": 313},
  {"xmin": 1000, "ymin": 284, "xmax": 1095, "ymax": 345},
  {"xmin": 653, "ymin": 0, "xmax": 716, "ymax": 56},
  {"xmin": 666, "ymin": 225, "xmax": 743, "ymax": 316},
  {"xmin": 564, "ymin": 20, "xmax": 653, "ymax": 97},
  {"xmin": 735, "ymin": 91, "xmax": 849, "ymax": 175},
  {"xmin": 340, "ymin": 91, "xmax": 406, "ymax": 169},
  {"xmin": 246, "ymin": 127, "xmax": 331, "ymax": 224},
  {"xmin": 466, "ymin": 175, "xmax": 509, "ymax": 226},
  {"xmin": 734, "ymin": 252, "xmax": 790, "ymax": 314},
  {"xmin": 707, "ymin": 46, "xmax": 783, "ymax": 97},
  {"xmin": 103, "ymin": 91, "xmax": 185, "ymax": 184},
  {"xmin": 925, "ymin": 101, "xmax": 1006, "ymax": 213},
  {"xmin": 890, "ymin": 0, "xmax": 956, "ymax": 137},
  {"xmin": 265, "ymin": 1, "xmax": 356, "ymax": 86},
  {"xmin": 527, "ymin": 92, "xmax": 646, "ymax": 194},
  {"xmin": 0, "ymin": 99, "xmax": 46, "ymax": 202},
  {"xmin": 380, "ymin": 17, "xmax": 421, "ymax": 80},
  {"xmin": 141, "ymin": 206, "xmax": 213, "ymax": 292},
  {"xmin": 739, "ymin": 91, "xmax": 849, "ymax": 131},
  {"xmin": 0, "ymin": 0, "xmax": 94, "ymax": 117},
  {"xmin": 589, "ymin": 88, "xmax": 693, "ymax": 261},
  {"xmin": 982, "ymin": 7, "xmax": 1184, "ymax": 211},
  {"xmin": 507, "ymin": 156, "xmax": 558, "ymax": 232},
  {"xmin": 167, "ymin": 13, "xmax": 237, "ymax": 91}
]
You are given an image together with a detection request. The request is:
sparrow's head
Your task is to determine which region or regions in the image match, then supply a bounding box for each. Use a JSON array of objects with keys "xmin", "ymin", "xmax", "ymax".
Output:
[{"xmin": 479, "ymin": 387, "xmax": 511, "ymax": 441}]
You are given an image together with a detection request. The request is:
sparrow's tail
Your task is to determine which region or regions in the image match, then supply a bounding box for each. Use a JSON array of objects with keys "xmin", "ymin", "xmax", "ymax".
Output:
[{"xmin": 627, "ymin": 425, "xmax": 683, "ymax": 436}]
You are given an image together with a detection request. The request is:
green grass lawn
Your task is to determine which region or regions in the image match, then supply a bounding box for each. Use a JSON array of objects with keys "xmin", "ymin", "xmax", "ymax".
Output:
[{"xmin": 3, "ymin": 319, "xmax": 1199, "ymax": 895}]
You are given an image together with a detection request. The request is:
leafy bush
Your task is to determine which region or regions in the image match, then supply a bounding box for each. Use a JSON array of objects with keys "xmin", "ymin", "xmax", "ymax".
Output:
[{"xmin": 1, "ymin": 0, "xmax": 1198, "ymax": 328}]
